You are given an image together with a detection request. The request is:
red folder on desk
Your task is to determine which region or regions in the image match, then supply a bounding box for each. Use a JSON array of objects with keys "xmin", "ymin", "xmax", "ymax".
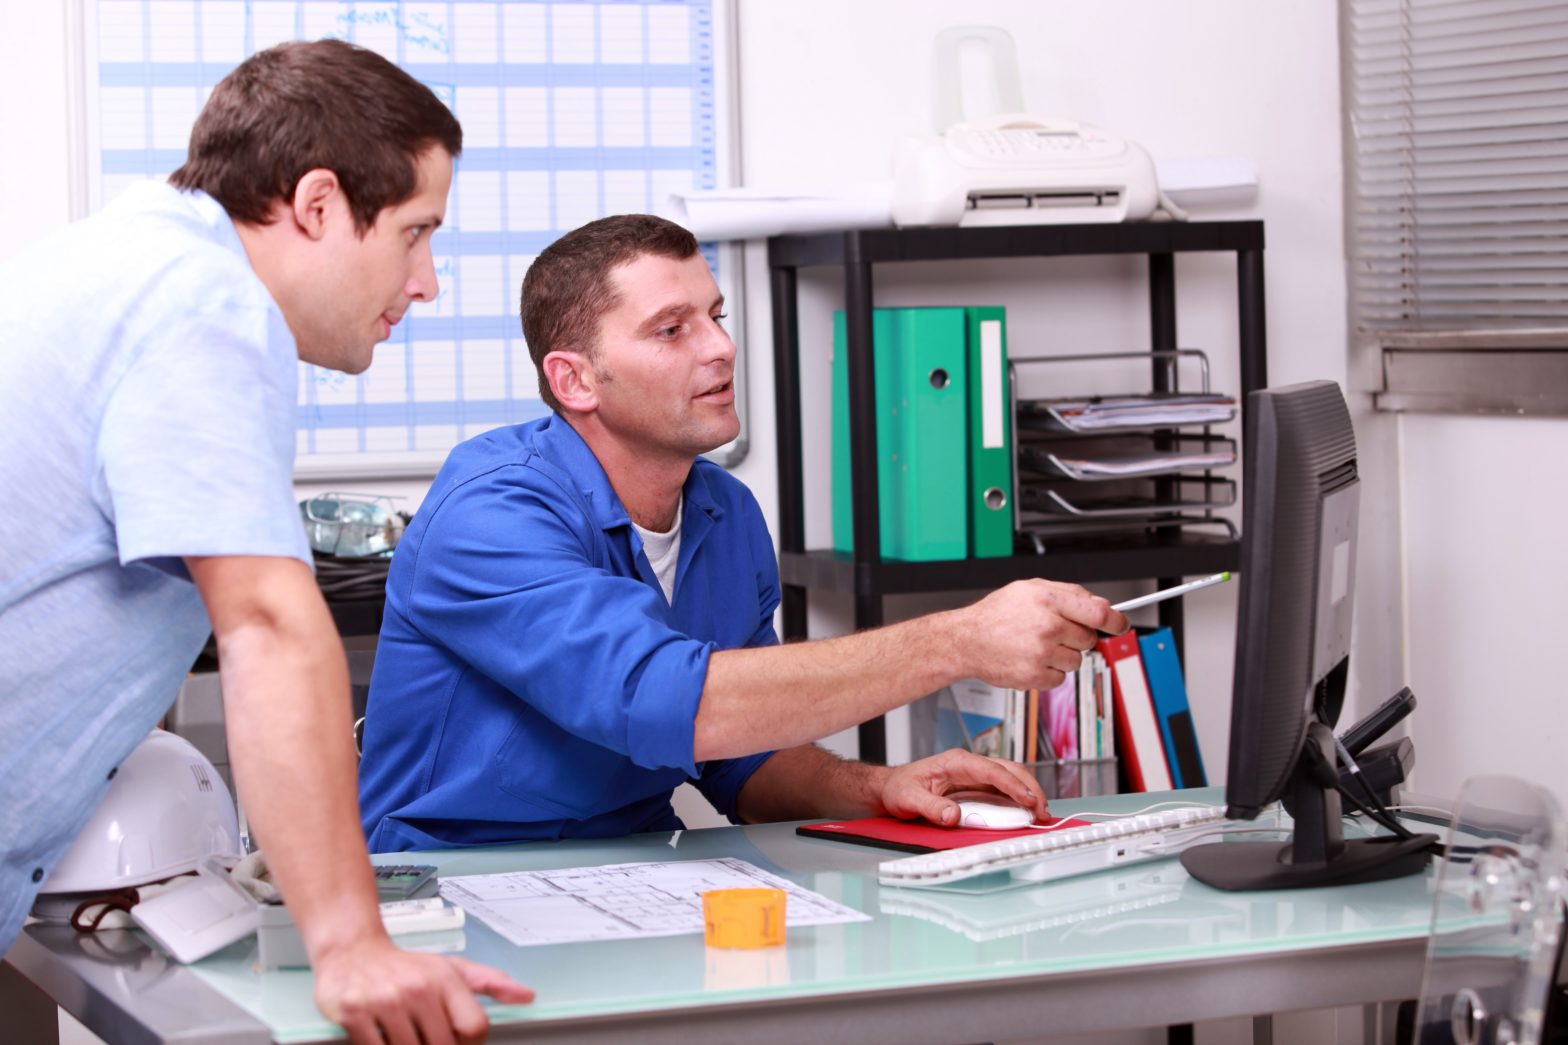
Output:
[{"xmin": 796, "ymin": 815, "xmax": 1094, "ymax": 855}]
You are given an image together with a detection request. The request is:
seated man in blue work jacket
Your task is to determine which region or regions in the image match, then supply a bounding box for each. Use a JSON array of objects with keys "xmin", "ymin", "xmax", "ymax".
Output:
[{"xmin": 357, "ymin": 215, "xmax": 1129, "ymax": 850}]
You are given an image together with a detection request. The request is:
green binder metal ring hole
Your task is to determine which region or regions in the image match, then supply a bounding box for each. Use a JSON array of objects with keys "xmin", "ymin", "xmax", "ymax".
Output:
[
  {"xmin": 984, "ymin": 487, "xmax": 1007, "ymax": 510},
  {"xmin": 928, "ymin": 368, "xmax": 949, "ymax": 389}
]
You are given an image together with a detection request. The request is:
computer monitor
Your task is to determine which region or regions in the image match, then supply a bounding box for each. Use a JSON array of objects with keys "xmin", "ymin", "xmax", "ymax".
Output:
[{"xmin": 1179, "ymin": 380, "xmax": 1435, "ymax": 891}]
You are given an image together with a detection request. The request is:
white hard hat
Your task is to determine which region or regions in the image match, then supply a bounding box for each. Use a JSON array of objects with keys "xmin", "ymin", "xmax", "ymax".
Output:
[{"xmin": 38, "ymin": 729, "xmax": 243, "ymax": 895}]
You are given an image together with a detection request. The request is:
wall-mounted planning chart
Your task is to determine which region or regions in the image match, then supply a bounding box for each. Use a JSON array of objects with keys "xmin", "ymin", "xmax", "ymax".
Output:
[{"xmin": 81, "ymin": 0, "xmax": 736, "ymax": 475}]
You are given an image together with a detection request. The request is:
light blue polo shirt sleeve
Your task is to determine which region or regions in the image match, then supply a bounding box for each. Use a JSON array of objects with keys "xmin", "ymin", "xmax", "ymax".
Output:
[
  {"xmin": 406, "ymin": 469, "xmax": 710, "ymax": 776},
  {"xmin": 96, "ymin": 278, "xmax": 310, "ymax": 572}
]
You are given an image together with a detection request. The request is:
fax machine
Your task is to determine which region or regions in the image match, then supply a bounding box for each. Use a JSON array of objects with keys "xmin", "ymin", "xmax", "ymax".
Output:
[{"xmin": 891, "ymin": 114, "xmax": 1160, "ymax": 228}]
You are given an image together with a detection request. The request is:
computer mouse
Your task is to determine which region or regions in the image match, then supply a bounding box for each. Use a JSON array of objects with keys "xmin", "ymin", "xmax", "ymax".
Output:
[{"xmin": 953, "ymin": 798, "xmax": 1035, "ymax": 830}]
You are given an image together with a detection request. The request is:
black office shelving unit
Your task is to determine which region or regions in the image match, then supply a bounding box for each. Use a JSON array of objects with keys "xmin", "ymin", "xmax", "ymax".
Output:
[{"xmin": 768, "ymin": 221, "xmax": 1268, "ymax": 765}]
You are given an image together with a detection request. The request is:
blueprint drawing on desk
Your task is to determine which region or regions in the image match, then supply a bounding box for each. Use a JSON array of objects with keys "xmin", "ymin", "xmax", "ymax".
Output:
[{"xmin": 440, "ymin": 857, "xmax": 869, "ymax": 946}]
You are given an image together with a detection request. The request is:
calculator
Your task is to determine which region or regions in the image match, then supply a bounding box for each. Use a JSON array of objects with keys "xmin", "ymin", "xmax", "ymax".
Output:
[{"xmin": 374, "ymin": 863, "xmax": 439, "ymax": 901}]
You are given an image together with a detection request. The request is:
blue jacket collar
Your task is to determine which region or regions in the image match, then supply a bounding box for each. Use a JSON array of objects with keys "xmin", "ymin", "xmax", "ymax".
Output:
[{"xmin": 531, "ymin": 414, "xmax": 725, "ymax": 535}]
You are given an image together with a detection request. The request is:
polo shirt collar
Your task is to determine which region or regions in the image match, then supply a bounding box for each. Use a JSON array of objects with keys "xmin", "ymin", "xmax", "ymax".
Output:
[{"xmin": 182, "ymin": 188, "xmax": 249, "ymax": 263}]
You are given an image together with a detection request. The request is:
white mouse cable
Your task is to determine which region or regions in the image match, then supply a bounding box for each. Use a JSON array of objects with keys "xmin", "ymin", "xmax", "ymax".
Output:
[{"xmin": 1021, "ymin": 799, "xmax": 1220, "ymax": 827}]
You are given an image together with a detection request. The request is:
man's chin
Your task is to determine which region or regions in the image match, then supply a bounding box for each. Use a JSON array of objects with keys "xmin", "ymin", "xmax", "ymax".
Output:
[
  {"xmin": 297, "ymin": 342, "xmax": 374, "ymax": 375},
  {"xmin": 696, "ymin": 416, "xmax": 741, "ymax": 455}
]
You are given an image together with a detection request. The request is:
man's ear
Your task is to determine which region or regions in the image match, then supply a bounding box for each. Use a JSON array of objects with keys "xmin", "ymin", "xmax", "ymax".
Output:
[
  {"xmin": 542, "ymin": 350, "xmax": 598, "ymax": 414},
  {"xmin": 289, "ymin": 168, "xmax": 343, "ymax": 240}
]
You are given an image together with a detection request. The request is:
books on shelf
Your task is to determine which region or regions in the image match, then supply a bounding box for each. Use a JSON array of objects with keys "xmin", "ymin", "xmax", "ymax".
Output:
[
  {"xmin": 1041, "ymin": 677, "xmax": 1077, "ymax": 763},
  {"xmin": 935, "ymin": 680, "xmax": 1036, "ymax": 763},
  {"xmin": 931, "ymin": 631, "xmax": 1203, "ymax": 796},
  {"xmin": 1078, "ymin": 649, "xmax": 1115, "ymax": 764},
  {"xmin": 936, "ymin": 678, "xmax": 1011, "ymax": 758},
  {"xmin": 933, "ymin": 662, "xmax": 1118, "ymax": 786}
]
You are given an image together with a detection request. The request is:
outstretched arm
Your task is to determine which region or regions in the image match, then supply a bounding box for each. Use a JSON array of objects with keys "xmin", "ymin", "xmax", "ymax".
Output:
[
  {"xmin": 189, "ymin": 555, "xmax": 534, "ymax": 1043},
  {"xmin": 694, "ymin": 578, "xmax": 1126, "ymax": 763}
]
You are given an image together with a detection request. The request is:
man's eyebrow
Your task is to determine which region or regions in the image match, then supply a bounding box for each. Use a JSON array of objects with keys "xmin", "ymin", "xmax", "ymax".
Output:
[
  {"xmin": 636, "ymin": 295, "xmax": 726, "ymax": 331},
  {"xmin": 637, "ymin": 302, "xmax": 697, "ymax": 329}
]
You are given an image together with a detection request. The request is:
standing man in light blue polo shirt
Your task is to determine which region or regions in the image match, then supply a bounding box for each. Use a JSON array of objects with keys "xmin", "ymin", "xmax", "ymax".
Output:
[{"xmin": 0, "ymin": 40, "xmax": 531, "ymax": 1041}]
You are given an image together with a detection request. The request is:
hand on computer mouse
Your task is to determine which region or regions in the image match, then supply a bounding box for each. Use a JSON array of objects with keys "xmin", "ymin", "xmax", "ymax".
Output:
[
  {"xmin": 874, "ymin": 749, "xmax": 1047, "ymax": 827},
  {"xmin": 951, "ymin": 796, "xmax": 1036, "ymax": 830}
]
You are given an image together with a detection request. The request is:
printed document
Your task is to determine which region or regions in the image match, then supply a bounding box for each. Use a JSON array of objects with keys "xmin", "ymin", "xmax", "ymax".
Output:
[
  {"xmin": 440, "ymin": 857, "xmax": 869, "ymax": 947},
  {"xmin": 1051, "ymin": 448, "xmax": 1236, "ymax": 478}
]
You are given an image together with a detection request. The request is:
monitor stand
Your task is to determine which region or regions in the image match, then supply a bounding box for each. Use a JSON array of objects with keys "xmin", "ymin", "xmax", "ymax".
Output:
[{"xmin": 1180, "ymin": 722, "xmax": 1437, "ymax": 891}]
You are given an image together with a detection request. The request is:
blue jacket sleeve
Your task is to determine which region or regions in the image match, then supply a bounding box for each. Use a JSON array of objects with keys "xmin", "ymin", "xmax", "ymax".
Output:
[{"xmin": 691, "ymin": 492, "xmax": 782, "ymax": 820}]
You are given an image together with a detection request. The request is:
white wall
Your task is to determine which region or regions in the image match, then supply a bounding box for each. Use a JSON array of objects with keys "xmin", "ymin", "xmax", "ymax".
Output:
[
  {"xmin": 2, "ymin": 6, "xmax": 74, "ymax": 256},
  {"xmin": 1398, "ymin": 414, "xmax": 1568, "ymax": 803}
]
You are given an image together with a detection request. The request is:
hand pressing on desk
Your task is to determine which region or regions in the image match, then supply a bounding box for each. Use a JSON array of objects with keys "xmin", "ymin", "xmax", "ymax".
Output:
[
  {"xmin": 877, "ymin": 749, "xmax": 1050, "ymax": 827},
  {"xmin": 313, "ymin": 937, "xmax": 535, "ymax": 1045}
]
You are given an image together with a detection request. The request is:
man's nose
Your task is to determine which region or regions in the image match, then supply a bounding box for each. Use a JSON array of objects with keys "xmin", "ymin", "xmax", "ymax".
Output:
[
  {"xmin": 407, "ymin": 243, "xmax": 439, "ymax": 302},
  {"xmin": 702, "ymin": 317, "xmax": 736, "ymax": 362}
]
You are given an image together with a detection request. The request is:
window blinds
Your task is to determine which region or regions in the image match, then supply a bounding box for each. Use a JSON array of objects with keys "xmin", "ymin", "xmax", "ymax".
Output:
[{"xmin": 1344, "ymin": 0, "xmax": 1568, "ymax": 335}]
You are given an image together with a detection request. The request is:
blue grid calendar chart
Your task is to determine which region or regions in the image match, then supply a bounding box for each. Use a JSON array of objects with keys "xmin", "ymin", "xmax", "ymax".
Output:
[{"xmin": 84, "ymin": 0, "xmax": 730, "ymax": 472}]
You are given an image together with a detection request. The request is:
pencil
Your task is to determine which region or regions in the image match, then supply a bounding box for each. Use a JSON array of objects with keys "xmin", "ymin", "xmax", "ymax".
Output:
[{"xmin": 1110, "ymin": 571, "xmax": 1232, "ymax": 613}]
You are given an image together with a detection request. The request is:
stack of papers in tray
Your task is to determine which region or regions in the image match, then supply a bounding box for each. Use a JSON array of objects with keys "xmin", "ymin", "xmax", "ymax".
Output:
[
  {"xmin": 1049, "ymin": 447, "xmax": 1236, "ymax": 479},
  {"xmin": 1036, "ymin": 393, "xmax": 1236, "ymax": 432}
]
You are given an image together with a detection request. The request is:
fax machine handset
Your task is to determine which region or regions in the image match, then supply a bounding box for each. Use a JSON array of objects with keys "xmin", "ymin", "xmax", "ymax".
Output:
[{"xmin": 891, "ymin": 113, "xmax": 1161, "ymax": 228}]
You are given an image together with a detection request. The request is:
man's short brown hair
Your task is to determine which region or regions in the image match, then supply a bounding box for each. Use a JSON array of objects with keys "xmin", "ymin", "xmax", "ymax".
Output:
[
  {"xmin": 169, "ymin": 39, "xmax": 462, "ymax": 233},
  {"xmin": 521, "ymin": 214, "xmax": 700, "ymax": 413}
]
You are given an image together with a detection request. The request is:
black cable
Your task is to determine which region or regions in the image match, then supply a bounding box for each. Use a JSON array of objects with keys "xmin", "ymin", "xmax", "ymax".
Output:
[
  {"xmin": 1331, "ymin": 734, "xmax": 1420, "ymax": 841},
  {"xmin": 312, "ymin": 552, "xmax": 393, "ymax": 601},
  {"xmin": 1336, "ymin": 777, "xmax": 1416, "ymax": 840},
  {"xmin": 1333, "ymin": 766, "xmax": 1450, "ymax": 859}
]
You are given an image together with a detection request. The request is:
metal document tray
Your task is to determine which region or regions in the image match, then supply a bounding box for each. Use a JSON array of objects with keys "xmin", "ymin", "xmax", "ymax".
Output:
[
  {"xmin": 1017, "ymin": 433, "xmax": 1237, "ymax": 482},
  {"xmin": 1018, "ymin": 474, "xmax": 1237, "ymax": 518}
]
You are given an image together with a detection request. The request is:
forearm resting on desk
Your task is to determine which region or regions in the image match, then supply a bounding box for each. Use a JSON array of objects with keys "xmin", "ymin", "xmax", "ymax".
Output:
[
  {"xmin": 736, "ymin": 745, "xmax": 887, "ymax": 823},
  {"xmin": 736, "ymin": 745, "xmax": 1049, "ymax": 826}
]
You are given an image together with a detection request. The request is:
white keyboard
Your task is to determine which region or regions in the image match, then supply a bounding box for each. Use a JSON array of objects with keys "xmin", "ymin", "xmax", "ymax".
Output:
[{"xmin": 878, "ymin": 805, "xmax": 1231, "ymax": 888}]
